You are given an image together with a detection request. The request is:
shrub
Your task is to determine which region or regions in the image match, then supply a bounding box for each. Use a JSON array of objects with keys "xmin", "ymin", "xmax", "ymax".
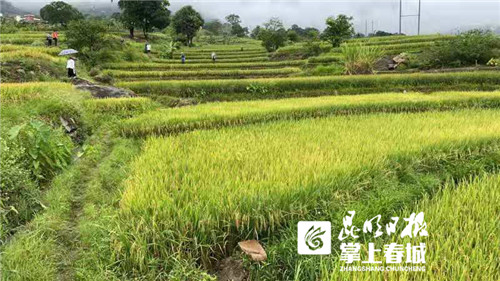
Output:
[
  {"xmin": 122, "ymin": 46, "xmax": 150, "ymax": 62},
  {"xmin": 0, "ymin": 137, "xmax": 40, "ymax": 241},
  {"xmin": 66, "ymin": 19, "xmax": 117, "ymax": 66},
  {"xmin": 422, "ymin": 29, "xmax": 500, "ymax": 67},
  {"xmin": 8, "ymin": 120, "xmax": 73, "ymax": 181},
  {"xmin": 89, "ymin": 68, "xmax": 101, "ymax": 77},
  {"xmin": 94, "ymin": 73, "xmax": 114, "ymax": 84},
  {"xmin": 341, "ymin": 43, "xmax": 383, "ymax": 74},
  {"xmin": 487, "ymin": 58, "xmax": 499, "ymax": 66}
]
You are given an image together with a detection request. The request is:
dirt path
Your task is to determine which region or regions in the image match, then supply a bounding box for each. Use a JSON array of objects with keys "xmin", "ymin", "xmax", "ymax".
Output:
[{"xmin": 56, "ymin": 145, "xmax": 104, "ymax": 281}]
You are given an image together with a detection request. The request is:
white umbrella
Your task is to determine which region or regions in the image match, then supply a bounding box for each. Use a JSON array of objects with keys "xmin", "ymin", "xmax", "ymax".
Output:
[{"xmin": 58, "ymin": 49, "xmax": 79, "ymax": 56}]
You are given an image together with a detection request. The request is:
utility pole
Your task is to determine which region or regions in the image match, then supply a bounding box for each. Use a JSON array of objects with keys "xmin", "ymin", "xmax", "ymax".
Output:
[
  {"xmin": 399, "ymin": 0, "xmax": 422, "ymax": 35},
  {"xmin": 365, "ymin": 19, "xmax": 368, "ymax": 36},
  {"xmin": 399, "ymin": 0, "xmax": 402, "ymax": 34},
  {"xmin": 418, "ymin": 0, "xmax": 422, "ymax": 35},
  {"xmin": 372, "ymin": 20, "xmax": 374, "ymax": 34}
]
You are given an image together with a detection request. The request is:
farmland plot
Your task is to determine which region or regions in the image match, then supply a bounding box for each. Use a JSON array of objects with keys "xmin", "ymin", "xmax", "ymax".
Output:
[{"xmin": 115, "ymin": 109, "xmax": 500, "ymax": 273}]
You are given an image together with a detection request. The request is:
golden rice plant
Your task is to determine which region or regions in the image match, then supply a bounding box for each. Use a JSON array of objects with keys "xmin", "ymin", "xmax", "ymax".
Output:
[
  {"xmin": 117, "ymin": 109, "xmax": 500, "ymax": 270},
  {"xmin": 119, "ymin": 91, "xmax": 500, "ymax": 137}
]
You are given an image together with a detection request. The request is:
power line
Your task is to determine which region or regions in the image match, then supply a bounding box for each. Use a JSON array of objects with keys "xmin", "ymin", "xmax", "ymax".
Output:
[{"xmin": 399, "ymin": 0, "xmax": 422, "ymax": 35}]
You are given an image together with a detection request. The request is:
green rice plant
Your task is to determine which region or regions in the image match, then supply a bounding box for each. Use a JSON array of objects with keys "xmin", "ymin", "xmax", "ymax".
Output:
[
  {"xmin": 103, "ymin": 60, "xmax": 307, "ymax": 71},
  {"xmin": 106, "ymin": 68, "xmax": 302, "ymax": 80},
  {"xmin": 0, "ymin": 82, "xmax": 74, "ymax": 104},
  {"xmin": 330, "ymin": 42, "xmax": 437, "ymax": 55},
  {"xmin": 346, "ymin": 34, "xmax": 454, "ymax": 46},
  {"xmin": 0, "ymin": 44, "xmax": 62, "ymax": 56},
  {"xmin": 119, "ymin": 91, "xmax": 500, "ymax": 137},
  {"xmin": 152, "ymin": 56, "xmax": 270, "ymax": 64},
  {"xmin": 308, "ymin": 54, "xmax": 343, "ymax": 64},
  {"xmin": 323, "ymin": 174, "xmax": 500, "ymax": 281},
  {"xmin": 341, "ymin": 43, "xmax": 383, "ymax": 74},
  {"xmin": 176, "ymin": 49, "xmax": 267, "ymax": 55},
  {"xmin": 117, "ymin": 71, "xmax": 500, "ymax": 101},
  {"xmin": 177, "ymin": 45, "xmax": 263, "ymax": 52},
  {"xmin": 347, "ymin": 34, "xmax": 453, "ymax": 43},
  {"xmin": 83, "ymin": 97, "xmax": 157, "ymax": 116},
  {"xmin": 168, "ymin": 53, "xmax": 269, "ymax": 60},
  {"xmin": 0, "ymin": 38, "xmax": 43, "ymax": 45},
  {"xmin": 116, "ymin": 109, "xmax": 500, "ymax": 271},
  {"xmin": 0, "ymin": 50, "xmax": 64, "ymax": 63}
]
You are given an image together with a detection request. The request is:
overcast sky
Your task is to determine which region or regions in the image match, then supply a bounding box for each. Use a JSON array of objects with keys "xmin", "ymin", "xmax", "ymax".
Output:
[{"xmin": 10, "ymin": 0, "xmax": 500, "ymax": 35}]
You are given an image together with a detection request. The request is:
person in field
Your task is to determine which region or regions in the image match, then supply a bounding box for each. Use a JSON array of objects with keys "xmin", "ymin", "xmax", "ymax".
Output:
[
  {"xmin": 211, "ymin": 52, "xmax": 217, "ymax": 62},
  {"xmin": 46, "ymin": 33, "xmax": 52, "ymax": 46},
  {"xmin": 145, "ymin": 42, "xmax": 151, "ymax": 53},
  {"xmin": 67, "ymin": 57, "xmax": 76, "ymax": 78},
  {"xmin": 181, "ymin": 53, "xmax": 186, "ymax": 64},
  {"xmin": 52, "ymin": 30, "xmax": 59, "ymax": 46}
]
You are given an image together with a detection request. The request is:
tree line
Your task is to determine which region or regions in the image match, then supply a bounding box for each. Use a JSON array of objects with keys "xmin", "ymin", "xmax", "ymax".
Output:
[{"xmin": 38, "ymin": 0, "xmax": 392, "ymax": 51}]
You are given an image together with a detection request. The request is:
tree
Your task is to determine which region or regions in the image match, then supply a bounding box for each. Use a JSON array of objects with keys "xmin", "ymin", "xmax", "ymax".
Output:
[
  {"xmin": 373, "ymin": 30, "xmax": 394, "ymax": 37},
  {"xmin": 287, "ymin": 30, "xmax": 299, "ymax": 42},
  {"xmin": 66, "ymin": 19, "xmax": 113, "ymax": 66},
  {"xmin": 225, "ymin": 14, "xmax": 247, "ymax": 37},
  {"xmin": 204, "ymin": 19, "xmax": 223, "ymax": 35},
  {"xmin": 257, "ymin": 18, "xmax": 287, "ymax": 52},
  {"xmin": 118, "ymin": 0, "xmax": 170, "ymax": 38},
  {"xmin": 172, "ymin": 6, "xmax": 204, "ymax": 46},
  {"xmin": 320, "ymin": 14, "xmax": 354, "ymax": 47},
  {"xmin": 225, "ymin": 14, "xmax": 240, "ymax": 26},
  {"xmin": 304, "ymin": 27, "xmax": 320, "ymax": 40},
  {"xmin": 250, "ymin": 25, "xmax": 261, "ymax": 39},
  {"xmin": 40, "ymin": 1, "xmax": 83, "ymax": 26}
]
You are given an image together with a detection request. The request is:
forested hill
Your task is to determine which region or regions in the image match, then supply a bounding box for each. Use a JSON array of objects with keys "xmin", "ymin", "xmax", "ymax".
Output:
[{"xmin": 0, "ymin": 0, "xmax": 29, "ymax": 15}]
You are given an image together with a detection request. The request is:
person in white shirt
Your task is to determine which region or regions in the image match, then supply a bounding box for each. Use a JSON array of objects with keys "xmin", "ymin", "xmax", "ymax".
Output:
[
  {"xmin": 67, "ymin": 57, "xmax": 76, "ymax": 78},
  {"xmin": 211, "ymin": 52, "xmax": 217, "ymax": 62},
  {"xmin": 145, "ymin": 42, "xmax": 151, "ymax": 53}
]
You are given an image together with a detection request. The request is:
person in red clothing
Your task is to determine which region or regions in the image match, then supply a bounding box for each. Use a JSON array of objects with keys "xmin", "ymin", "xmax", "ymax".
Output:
[{"xmin": 52, "ymin": 31, "xmax": 59, "ymax": 46}]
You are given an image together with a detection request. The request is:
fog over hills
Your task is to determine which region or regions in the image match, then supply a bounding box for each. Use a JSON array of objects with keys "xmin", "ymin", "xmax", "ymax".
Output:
[
  {"xmin": 6, "ymin": 0, "xmax": 500, "ymax": 35},
  {"xmin": 0, "ymin": 0, "xmax": 29, "ymax": 15}
]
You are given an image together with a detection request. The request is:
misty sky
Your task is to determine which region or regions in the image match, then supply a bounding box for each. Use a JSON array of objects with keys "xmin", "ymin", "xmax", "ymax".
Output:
[{"xmin": 11, "ymin": 0, "xmax": 500, "ymax": 35}]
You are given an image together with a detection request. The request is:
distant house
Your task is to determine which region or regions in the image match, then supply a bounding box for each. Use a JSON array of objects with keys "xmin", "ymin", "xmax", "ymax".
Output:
[{"xmin": 21, "ymin": 14, "xmax": 41, "ymax": 23}]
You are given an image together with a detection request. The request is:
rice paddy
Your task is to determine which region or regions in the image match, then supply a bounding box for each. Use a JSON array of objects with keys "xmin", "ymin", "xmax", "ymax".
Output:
[
  {"xmin": 118, "ymin": 109, "xmax": 500, "ymax": 270},
  {"xmin": 120, "ymin": 91, "xmax": 500, "ymax": 137},
  {"xmin": 117, "ymin": 71, "xmax": 500, "ymax": 101}
]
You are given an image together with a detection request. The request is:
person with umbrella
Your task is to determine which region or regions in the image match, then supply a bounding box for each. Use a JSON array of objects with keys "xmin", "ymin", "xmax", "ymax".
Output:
[
  {"xmin": 59, "ymin": 49, "xmax": 79, "ymax": 78},
  {"xmin": 67, "ymin": 57, "xmax": 77, "ymax": 78}
]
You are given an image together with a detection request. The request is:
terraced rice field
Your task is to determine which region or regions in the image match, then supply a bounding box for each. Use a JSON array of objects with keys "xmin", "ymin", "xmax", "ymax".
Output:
[
  {"xmin": 118, "ymin": 109, "xmax": 500, "ymax": 271},
  {"xmin": 2, "ymin": 31, "xmax": 500, "ymax": 281},
  {"xmin": 119, "ymin": 91, "xmax": 500, "ymax": 137},
  {"xmin": 117, "ymin": 71, "xmax": 500, "ymax": 101}
]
